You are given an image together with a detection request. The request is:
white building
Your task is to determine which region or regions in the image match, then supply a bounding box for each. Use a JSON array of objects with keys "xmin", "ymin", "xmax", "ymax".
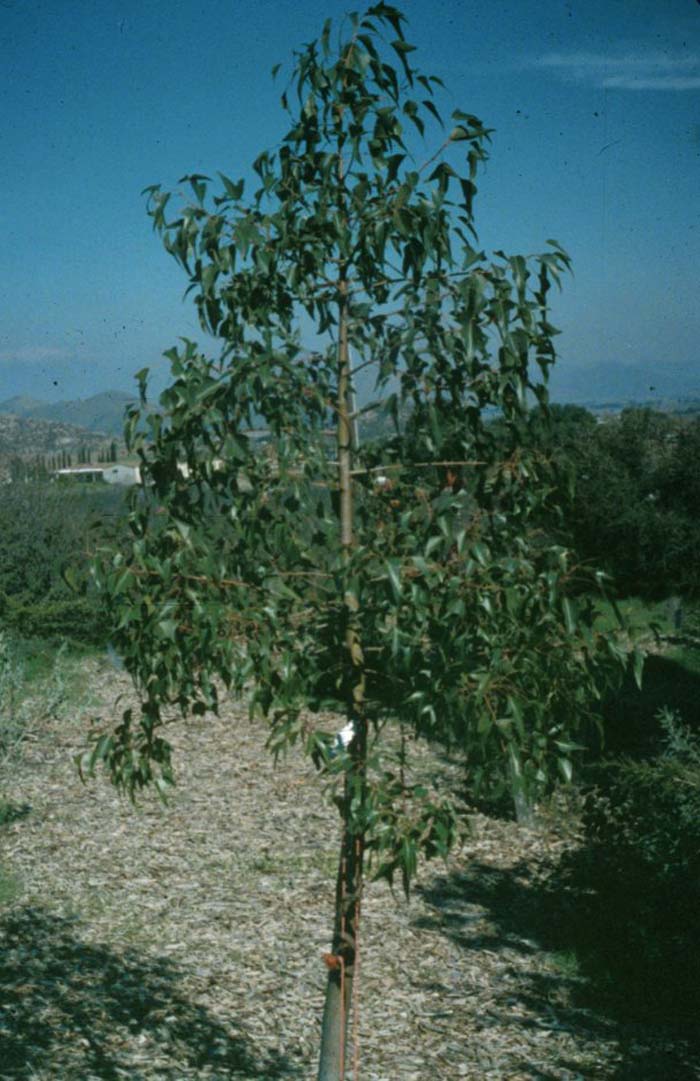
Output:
[
  {"xmin": 102, "ymin": 464, "xmax": 140, "ymax": 486},
  {"xmin": 51, "ymin": 464, "xmax": 140, "ymax": 486}
]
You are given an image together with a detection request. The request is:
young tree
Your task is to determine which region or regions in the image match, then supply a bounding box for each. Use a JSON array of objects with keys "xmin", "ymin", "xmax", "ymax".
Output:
[{"xmin": 85, "ymin": 6, "xmax": 631, "ymax": 1077}]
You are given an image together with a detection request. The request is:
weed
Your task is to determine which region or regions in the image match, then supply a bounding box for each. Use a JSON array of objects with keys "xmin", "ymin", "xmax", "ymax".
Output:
[{"xmin": 547, "ymin": 948, "xmax": 581, "ymax": 980}]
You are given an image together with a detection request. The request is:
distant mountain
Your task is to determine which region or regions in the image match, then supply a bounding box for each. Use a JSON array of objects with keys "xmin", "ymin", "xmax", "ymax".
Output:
[
  {"xmin": 550, "ymin": 360, "xmax": 700, "ymax": 407},
  {"xmin": 0, "ymin": 395, "xmax": 46, "ymax": 418},
  {"xmin": 2, "ymin": 362, "xmax": 698, "ymax": 440},
  {"xmin": 0, "ymin": 390, "xmax": 136, "ymax": 436}
]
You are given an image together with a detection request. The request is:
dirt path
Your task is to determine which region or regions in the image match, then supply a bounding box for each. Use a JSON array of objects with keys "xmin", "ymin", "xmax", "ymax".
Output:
[{"xmin": 0, "ymin": 659, "xmax": 698, "ymax": 1079}]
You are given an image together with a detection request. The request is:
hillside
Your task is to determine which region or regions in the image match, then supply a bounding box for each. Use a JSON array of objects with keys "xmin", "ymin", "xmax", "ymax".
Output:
[
  {"xmin": 0, "ymin": 396, "xmax": 45, "ymax": 418},
  {"xmin": 0, "ymin": 390, "xmax": 135, "ymax": 436},
  {"xmin": 0, "ymin": 412, "xmax": 111, "ymax": 462}
]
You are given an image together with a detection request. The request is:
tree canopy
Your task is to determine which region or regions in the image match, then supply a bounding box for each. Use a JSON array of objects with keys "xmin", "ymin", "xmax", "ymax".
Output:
[{"xmin": 85, "ymin": 6, "xmax": 633, "ymax": 1076}]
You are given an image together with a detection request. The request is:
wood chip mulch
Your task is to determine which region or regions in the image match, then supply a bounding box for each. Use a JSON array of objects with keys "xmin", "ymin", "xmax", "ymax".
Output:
[{"xmin": 1, "ymin": 658, "xmax": 698, "ymax": 1080}]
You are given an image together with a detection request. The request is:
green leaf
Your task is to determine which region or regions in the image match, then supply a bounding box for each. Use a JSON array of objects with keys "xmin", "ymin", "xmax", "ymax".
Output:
[
  {"xmin": 61, "ymin": 566, "xmax": 80, "ymax": 593},
  {"xmin": 366, "ymin": 4, "xmax": 406, "ymax": 40},
  {"xmin": 562, "ymin": 597, "xmax": 576, "ymax": 634},
  {"xmin": 158, "ymin": 618, "xmax": 178, "ymax": 641},
  {"xmin": 428, "ymin": 161, "xmax": 457, "ymax": 194},
  {"xmin": 385, "ymin": 559, "xmax": 402, "ymax": 603},
  {"xmin": 558, "ymin": 757, "xmax": 573, "ymax": 784},
  {"xmin": 218, "ymin": 173, "xmax": 244, "ymax": 201},
  {"xmin": 472, "ymin": 542, "xmax": 489, "ymax": 567},
  {"xmin": 390, "ymin": 38, "xmax": 416, "ymax": 84},
  {"xmin": 422, "ymin": 99, "xmax": 442, "ymax": 126}
]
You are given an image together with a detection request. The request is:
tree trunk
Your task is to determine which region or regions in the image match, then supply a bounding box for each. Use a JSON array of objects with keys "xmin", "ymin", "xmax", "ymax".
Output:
[
  {"xmin": 318, "ymin": 823, "xmax": 363, "ymax": 1081},
  {"xmin": 317, "ymin": 273, "xmax": 367, "ymax": 1081}
]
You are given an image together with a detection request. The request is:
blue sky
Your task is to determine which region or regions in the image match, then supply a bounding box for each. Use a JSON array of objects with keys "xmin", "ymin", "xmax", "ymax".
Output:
[{"xmin": 1, "ymin": 0, "xmax": 698, "ymax": 403}]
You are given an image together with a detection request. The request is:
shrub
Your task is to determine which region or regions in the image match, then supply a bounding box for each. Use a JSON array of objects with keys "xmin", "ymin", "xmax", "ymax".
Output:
[
  {"xmin": 577, "ymin": 708, "xmax": 700, "ymax": 1018},
  {"xmin": 4, "ymin": 596, "xmax": 109, "ymax": 645}
]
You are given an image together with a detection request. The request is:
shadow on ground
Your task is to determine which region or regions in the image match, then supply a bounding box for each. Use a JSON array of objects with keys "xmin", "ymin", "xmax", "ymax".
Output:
[
  {"xmin": 418, "ymin": 859, "xmax": 700, "ymax": 1081},
  {"xmin": 0, "ymin": 905, "xmax": 301, "ymax": 1080}
]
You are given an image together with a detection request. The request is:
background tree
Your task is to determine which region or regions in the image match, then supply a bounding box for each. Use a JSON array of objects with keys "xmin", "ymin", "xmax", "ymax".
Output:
[
  {"xmin": 0, "ymin": 481, "xmax": 122, "ymax": 645},
  {"xmin": 545, "ymin": 407, "xmax": 700, "ymax": 601},
  {"xmin": 86, "ymin": 6, "xmax": 630, "ymax": 1078}
]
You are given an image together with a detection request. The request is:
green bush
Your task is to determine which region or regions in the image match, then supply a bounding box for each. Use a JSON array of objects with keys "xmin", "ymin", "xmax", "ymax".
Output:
[
  {"xmin": 578, "ymin": 708, "xmax": 700, "ymax": 1018},
  {"xmin": 4, "ymin": 596, "xmax": 109, "ymax": 645},
  {"xmin": 0, "ymin": 482, "xmax": 128, "ymax": 644}
]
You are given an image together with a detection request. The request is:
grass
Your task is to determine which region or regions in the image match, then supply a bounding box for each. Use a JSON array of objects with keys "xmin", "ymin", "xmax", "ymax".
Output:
[
  {"xmin": 592, "ymin": 593, "xmax": 674, "ymax": 638},
  {"xmin": 4, "ymin": 634, "xmax": 103, "ymax": 717}
]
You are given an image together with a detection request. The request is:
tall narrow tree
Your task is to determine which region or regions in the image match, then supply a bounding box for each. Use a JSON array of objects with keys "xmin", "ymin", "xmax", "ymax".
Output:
[{"xmin": 86, "ymin": 7, "xmax": 633, "ymax": 1078}]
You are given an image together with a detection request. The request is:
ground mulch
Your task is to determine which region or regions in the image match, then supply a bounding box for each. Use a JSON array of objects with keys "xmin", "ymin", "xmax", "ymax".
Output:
[{"xmin": 0, "ymin": 657, "xmax": 698, "ymax": 1080}]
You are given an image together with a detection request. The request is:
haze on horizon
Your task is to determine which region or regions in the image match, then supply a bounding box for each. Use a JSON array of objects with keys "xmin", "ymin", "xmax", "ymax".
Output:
[{"xmin": 1, "ymin": 0, "xmax": 698, "ymax": 405}]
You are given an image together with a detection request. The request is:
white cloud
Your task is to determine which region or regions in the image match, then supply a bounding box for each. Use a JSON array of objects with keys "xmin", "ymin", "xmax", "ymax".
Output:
[
  {"xmin": 0, "ymin": 346, "xmax": 70, "ymax": 363},
  {"xmin": 529, "ymin": 49, "xmax": 700, "ymax": 91},
  {"xmin": 602, "ymin": 75, "xmax": 700, "ymax": 91}
]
